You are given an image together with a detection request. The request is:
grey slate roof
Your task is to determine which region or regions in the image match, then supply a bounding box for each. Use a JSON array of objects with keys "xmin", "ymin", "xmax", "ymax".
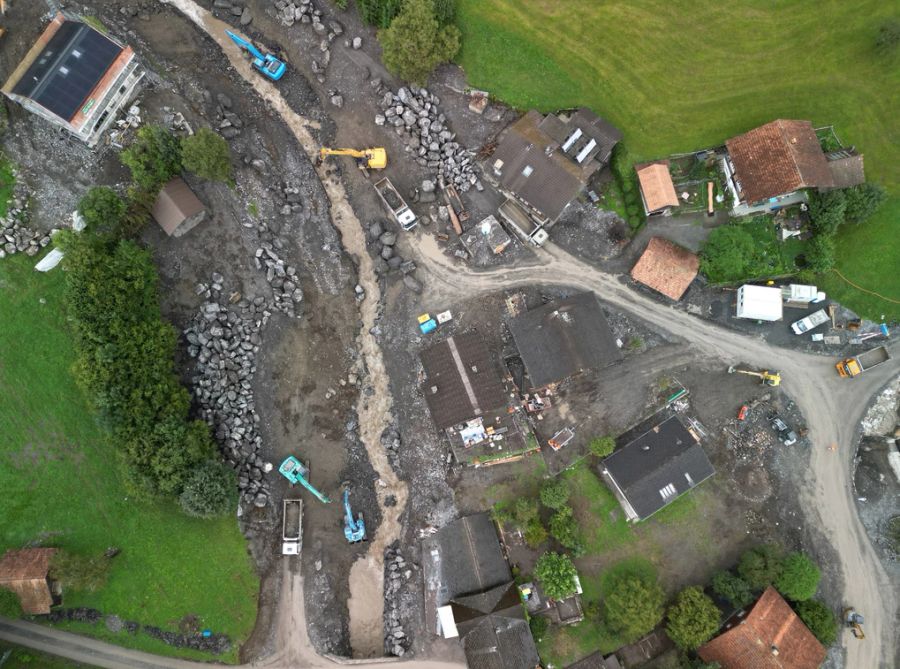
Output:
[
  {"xmin": 452, "ymin": 582, "xmax": 540, "ymax": 669},
  {"xmin": 425, "ymin": 513, "xmax": 511, "ymax": 605},
  {"xmin": 826, "ymin": 154, "xmax": 865, "ymax": 188},
  {"xmin": 566, "ymin": 652, "xmax": 623, "ymax": 669},
  {"xmin": 419, "ymin": 332, "xmax": 508, "ymax": 430},
  {"xmin": 508, "ymin": 292, "xmax": 622, "ymax": 388},
  {"xmin": 603, "ymin": 415, "xmax": 714, "ymax": 520},
  {"xmin": 13, "ymin": 20, "xmax": 123, "ymax": 121}
]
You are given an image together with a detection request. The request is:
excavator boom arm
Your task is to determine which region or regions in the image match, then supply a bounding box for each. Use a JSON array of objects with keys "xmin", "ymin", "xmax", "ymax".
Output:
[{"xmin": 320, "ymin": 148, "xmax": 367, "ymax": 159}]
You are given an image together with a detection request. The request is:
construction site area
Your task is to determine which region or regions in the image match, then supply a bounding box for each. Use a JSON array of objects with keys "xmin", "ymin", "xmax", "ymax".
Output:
[{"xmin": 0, "ymin": 2, "xmax": 896, "ymax": 669}]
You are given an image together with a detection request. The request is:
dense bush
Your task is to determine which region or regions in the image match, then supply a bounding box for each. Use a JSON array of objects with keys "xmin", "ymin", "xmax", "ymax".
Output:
[
  {"xmin": 540, "ymin": 479, "xmax": 570, "ymax": 510},
  {"xmin": 843, "ymin": 183, "xmax": 886, "ymax": 224},
  {"xmin": 0, "ymin": 588, "xmax": 22, "ymax": 617},
  {"xmin": 602, "ymin": 564, "xmax": 665, "ymax": 642},
  {"xmin": 737, "ymin": 544, "xmax": 784, "ymax": 591},
  {"xmin": 120, "ymin": 125, "xmax": 182, "ymax": 190},
  {"xmin": 358, "ymin": 0, "xmax": 402, "ymax": 27},
  {"xmin": 665, "ymin": 586, "xmax": 721, "ymax": 650},
  {"xmin": 589, "ymin": 435, "xmax": 616, "ymax": 458},
  {"xmin": 180, "ymin": 460, "xmax": 239, "ymax": 518},
  {"xmin": 795, "ymin": 599, "xmax": 838, "ymax": 645},
  {"xmin": 699, "ymin": 225, "xmax": 761, "ymax": 283},
  {"xmin": 49, "ymin": 550, "xmax": 111, "ymax": 593},
  {"xmin": 529, "ymin": 613, "xmax": 549, "ymax": 641},
  {"xmin": 711, "ymin": 570, "xmax": 754, "ymax": 608},
  {"xmin": 58, "ymin": 231, "xmax": 216, "ymax": 501},
  {"xmin": 523, "ymin": 517, "xmax": 548, "ymax": 548},
  {"xmin": 808, "ymin": 190, "xmax": 846, "ymax": 236},
  {"xmin": 379, "ymin": 0, "xmax": 461, "ymax": 85},
  {"xmin": 77, "ymin": 187, "xmax": 126, "ymax": 233},
  {"xmin": 549, "ymin": 506, "xmax": 585, "ymax": 556},
  {"xmin": 534, "ymin": 552, "xmax": 578, "ymax": 600},
  {"xmin": 181, "ymin": 128, "xmax": 233, "ymax": 183},
  {"xmin": 775, "ymin": 552, "xmax": 821, "ymax": 601},
  {"xmin": 433, "ymin": 0, "xmax": 455, "ymax": 25},
  {"xmin": 804, "ymin": 234, "xmax": 836, "ymax": 273}
]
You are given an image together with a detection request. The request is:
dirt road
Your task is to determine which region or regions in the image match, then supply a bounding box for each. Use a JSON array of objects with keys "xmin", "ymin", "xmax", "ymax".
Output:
[{"xmin": 414, "ymin": 237, "xmax": 898, "ymax": 668}]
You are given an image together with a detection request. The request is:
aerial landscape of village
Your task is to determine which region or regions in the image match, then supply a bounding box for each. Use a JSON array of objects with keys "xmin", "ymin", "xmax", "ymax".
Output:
[{"xmin": 0, "ymin": 1, "xmax": 898, "ymax": 668}]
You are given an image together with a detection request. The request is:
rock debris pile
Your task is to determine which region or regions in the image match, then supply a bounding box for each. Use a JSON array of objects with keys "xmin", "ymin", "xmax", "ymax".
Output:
[
  {"xmin": 185, "ymin": 287, "xmax": 273, "ymax": 510},
  {"xmin": 212, "ymin": 0, "xmax": 255, "ymax": 27},
  {"xmin": 213, "ymin": 92, "xmax": 244, "ymax": 140},
  {"xmin": 383, "ymin": 544, "xmax": 412, "ymax": 657},
  {"xmin": 374, "ymin": 85, "xmax": 478, "ymax": 192},
  {"xmin": 254, "ymin": 243, "xmax": 304, "ymax": 318},
  {"xmin": 0, "ymin": 185, "xmax": 52, "ymax": 259},
  {"xmin": 270, "ymin": 0, "xmax": 349, "ymax": 84},
  {"xmin": 366, "ymin": 219, "xmax": 421, "ymax": 293},
  {"xmin": 381, "ymin": 423, "xmax": 403, "ymax": 470}
]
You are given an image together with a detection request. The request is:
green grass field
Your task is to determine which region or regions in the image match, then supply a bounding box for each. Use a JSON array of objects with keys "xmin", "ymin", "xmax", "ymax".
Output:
[
  {"xmin": 0, "ymin": 254, "xmax": 258, "ymax": 662},
  {"xmin": 457, "ymin": 0, "xmax": 900, "ymax": 319}
]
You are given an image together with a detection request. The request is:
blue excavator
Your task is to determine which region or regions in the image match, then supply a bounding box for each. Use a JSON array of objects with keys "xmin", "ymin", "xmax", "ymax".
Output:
[
  {"xmin": 225, "ymin": 30, "xmax": 286, "ymax": 81},
  {"xmin": 343, "ymin": 488, "xmax": 367, "ymax": 543},
  {"xmin": 278, "ymin": 456, "xmax": 331, "ymax": 504}
]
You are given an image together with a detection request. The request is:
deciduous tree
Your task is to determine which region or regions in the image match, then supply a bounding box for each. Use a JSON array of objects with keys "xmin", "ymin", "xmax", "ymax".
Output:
[
  {"xmin": 665, "ymin": 586, "xmax": 721, "ymax": 650},
  {"xmin": 711, "ymin": 570, "xmax": 753, "ymax": 608},
  {"xmin": 180, "ymin": 460, "xmax": 239, "ymax": 518},
  {"xmin": 181, "ymin": 128, "xmax": 233, "ymax": 182},
  {"xmin": 795, "ymin": 599, "xmax": 837, "ymax": 645},
  {"xmin": 549, "ymin": 506, "xmax": 585, "ymax": 556},
  {"xmin": 77, "ymin": 187, "xmax": 126, "ymax": 232},
  {"xmin": 589, "ymin": 435, "xmax": 616, "ymax": 458},
  {"xmin": 540, "ymin": 479, "xmax": 570, "ymax": 510},
  {"xmin": 379, "ymin": 0, "xmax": 461, "ymax": 84},
  {"xmin": 775, "ymin": 552, "xmax": 820, "ymax": 601},
  {"xmin": 602, "ymin": 565, "xmax": 665, "ymax": 642},
  {"xmin": 120, "ymin": 125, "xmax": 182, "ymax": 190},
  {"xmin": 737, "ymin": 544, "xmax": 784, "ymax": 591},
  {"xmin": 534, "ymin": 552, "xmax": 578, "ymax": 600}
]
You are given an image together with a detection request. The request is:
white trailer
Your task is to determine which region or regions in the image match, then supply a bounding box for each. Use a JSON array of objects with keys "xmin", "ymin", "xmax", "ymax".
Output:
[
  {"xmin": 735, "ymin": 285, "xmax": 783, "ymax": 321},
  {"xmin": 282, "ymin": 499, "xmax": 302, "ymax": 555}
]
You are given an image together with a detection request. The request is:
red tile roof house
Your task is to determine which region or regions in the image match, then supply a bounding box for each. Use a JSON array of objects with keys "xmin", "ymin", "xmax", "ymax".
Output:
[
  {"xmin": 2, "ymin": 13, "xmax": 144, "ymax": 147},
  {"xmin": 721, "ymin": 120, "xmax": 835, "ymax": 216},
  {"xmin": 698, "ymin": 586, "xmax": 826, "ymax": 669}
]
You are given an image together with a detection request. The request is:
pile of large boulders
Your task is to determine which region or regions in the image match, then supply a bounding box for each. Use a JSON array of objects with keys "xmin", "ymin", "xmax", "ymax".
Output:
[
  {"xmin": 214, "ymin": 92, "xmax": 244, "ymax": 140},
  {"xmin": 270, "ymin": 0, "xmax": 347, "ymax": 84},
  {"xmin": 185, "ymin": 291, "xmax": 272, "ymax": 511},
  {"xmin": 374, "ymin": 86, "xmax": 478, "ymax": 192},
  {"xmin": 384, "ymin": 544, "xmax": 412, "ymax": 657},
  {"xmin": 0, "ymin": 184, "xmax": 52, "ymax": 259},
  {"xmin": 254, "ymin": 243, "xmax": 304, "ymax": 318},
  {"xmin": 366, "ymin": 219, "xmax": 421, "ymax": 294},
  {"xmin": 212, "ymin": 0, "xmax": 254, "ymax": 26},
  {"xmin": 381, "ymin": 423, "xmax": 402, "ymax": 470}
]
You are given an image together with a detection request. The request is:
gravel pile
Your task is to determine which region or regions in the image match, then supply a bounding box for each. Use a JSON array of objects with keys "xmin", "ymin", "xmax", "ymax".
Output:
[
  {"xmin": 383, "ymin": 544, "xmax": 412, "ymax": 657},
  {"xmin": 185, "ymin": 288, "xmax": 273, "ymax": 511},
  {"xmin": 374, "ymin": 85, "xmax": 478, "ymax": 192}
]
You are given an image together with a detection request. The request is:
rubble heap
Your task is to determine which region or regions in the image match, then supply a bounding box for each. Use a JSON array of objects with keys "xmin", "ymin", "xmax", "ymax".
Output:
[
  {"xmin": 254, "ymin": 243, "xmax": 304, "ymax": 318},
  {"xmin": 214, "ymin": 92, "xmax": 244, "ymax": 140},
  {"xmin": 269, "ymin": 0, "xmax": 349, "ymax": 84},
  {"xmin": 0, "ymin": 185, "xmax": 52, "ymax": 259},
  {"xmin": 374, "ymin": 86, "xmax": 478, "ymax": 192},
  {"xmin": 383, "ymin": 544, "xmax": 412, "ymax": 657},
  {"xmin": 185, "ymin": 291, "xmax": 272, "ymax": 510}
]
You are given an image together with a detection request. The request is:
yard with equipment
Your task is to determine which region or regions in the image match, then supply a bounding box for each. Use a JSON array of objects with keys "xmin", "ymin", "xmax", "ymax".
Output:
[
  {"xmin": 457, "ymin": 0, "xmax": 900, "ymax": 319},
  {"xmin": 0, "ymin": 255, "xmax": 258, "ymax": 661}
]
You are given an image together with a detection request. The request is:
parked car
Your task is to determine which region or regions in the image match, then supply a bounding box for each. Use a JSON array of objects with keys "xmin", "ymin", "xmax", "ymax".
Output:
[
  {"xmin": 737, "ymin": 405, "xmax": 749, "ymax": 421},
  {"xmin": 770, "ymin": 416, "xmax": 797, "ymax": 446}
]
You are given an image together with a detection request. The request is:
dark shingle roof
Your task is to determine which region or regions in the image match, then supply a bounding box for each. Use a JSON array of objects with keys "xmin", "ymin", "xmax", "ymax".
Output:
[
  {"xmin": 420, "ymin": 332, "xmax": 508, "ymax": 430},
  {"xmin": 826, "ymin": 154, "xmax": 865, "ymax": 188},
  {"xmin": 699, "ymin": 587, "xmax": 826, "ymax": 669},
  {"xmin": 566, "ymin": 651, "xmax": 623, "ymax": 669},
  {"xmin": 12, "ymin": 19, "xmax": 123, "ymax": 122},
  {"xmin": 453, "ymin": 582, "xmax": 540, "ymax": 669},
  {"xmin": 725, "ymin": 120, "xmax": 834, "ymax": 203},
  {"xmin": 424, "ymin": 513, "xmax": 511, "ymax": 605},
  {"xmin": 603, "ymin": 415, "xmax": 714, "ymax": 520},
  {"xmin": 508, "ymin": 292, "xmax": 622, "ymax": 388}
]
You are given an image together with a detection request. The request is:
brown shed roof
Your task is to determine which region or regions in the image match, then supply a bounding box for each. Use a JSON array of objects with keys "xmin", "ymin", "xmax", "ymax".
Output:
[
  {"xmin": 0, "ymin": 548, "xmax": 57, "ymax": 615},
  {"xmin": 725, "ymin": 120, "xmax": 833, "ymax": 203},
  {"xmin": 635, "ymin": 161, "xmax": 679, "ymax": 213},
  {"xmin": 152, "ymin": 177, "xmax": 206, "ymax": 236},
  {"xmin": 630, "ymin": 237, "xmax": 699, "ymax": 301},
  {"xmin": 699, "ymin": 587, "xmax": 826, "ymax": 669}
]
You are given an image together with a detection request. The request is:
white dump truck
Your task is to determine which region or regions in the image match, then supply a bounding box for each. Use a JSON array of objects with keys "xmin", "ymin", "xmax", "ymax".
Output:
[
  {"xmin": 374, "ymin": 177, "xmax": 417, "ymax": 231},
  {"xmin": 282, "ymin": 498, "xmax": 303, "ymax": 555}
]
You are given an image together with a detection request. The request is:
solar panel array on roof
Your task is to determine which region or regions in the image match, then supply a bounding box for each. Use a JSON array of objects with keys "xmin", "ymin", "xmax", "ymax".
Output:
[{"xmin": 12, "ymin": 20, "xmax": 123, "ymax": 122}]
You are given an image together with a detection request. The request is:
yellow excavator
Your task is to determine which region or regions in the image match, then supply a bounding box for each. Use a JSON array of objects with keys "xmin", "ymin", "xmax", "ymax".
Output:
[
  {"xmin": 728, "ymin": 366, "xmax": 781, "ymax": 387},
  {"xmin": 318, "ymin": 147, "xmax": 387, "ymax": 169}
]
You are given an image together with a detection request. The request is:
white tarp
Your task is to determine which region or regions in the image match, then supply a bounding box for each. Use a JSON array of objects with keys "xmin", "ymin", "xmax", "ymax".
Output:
[
  {"xmin": 736, "ymin": 285, "xmax": 783, "ymax": 321},
  {"xmin": 34, "ymin": 248, "xmax": 64, "ymax": 272},
  {"xmin": 437, "ymin": 605, "xmax": 458, "ymax": 638}
]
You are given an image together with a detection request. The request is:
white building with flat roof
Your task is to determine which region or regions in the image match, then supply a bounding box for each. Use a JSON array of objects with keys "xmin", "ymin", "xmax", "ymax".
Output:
[{"xmin": 736, "ymin": 285, "xmax": 783, "ymax": 321}]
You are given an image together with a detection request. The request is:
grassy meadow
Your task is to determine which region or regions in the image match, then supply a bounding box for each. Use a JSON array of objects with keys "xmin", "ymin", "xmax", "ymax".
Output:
[
  {"xmin": 0, "ymin": 254, "xmax": 258, "ymax": 661},
  {"xmin": 456, "ymin": 0, "xmax": 900, "ymax": 319}
]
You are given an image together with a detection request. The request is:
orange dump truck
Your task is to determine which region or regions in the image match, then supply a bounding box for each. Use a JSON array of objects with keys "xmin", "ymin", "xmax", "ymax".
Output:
[{"xmin": 835, "ymin": 346, "xmax": 890, "ymax": 378}]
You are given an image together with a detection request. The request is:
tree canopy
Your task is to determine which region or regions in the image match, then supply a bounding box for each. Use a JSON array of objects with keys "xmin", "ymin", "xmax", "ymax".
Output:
[
  {"xmin": 534, "ymin": 551, "xmax": 578, "ymax": 601},
  {"xmin": 120, "ymin": 125, "xmax": 182, "ymax": 190},
  {"xmin": 180, "ymin": 460, "xmax": 239, "ymax": 518},
  {"xmin": 711, "ymin": 570, "xmax": 754, "ymax": 608},
  {"xmin": 540, "ymin": 479, "xmax": 570, "ymax": 510},
  {"xmin": 379, "ymin": 0, "xmax": 461, "ymax": 85},
  {"xmin": 77, "ymin": 187, "xmax": 126, "ymax": 234},
  {"xmin": 808, "ymin": 190, "xmax": 847, "ymax": 236},
  {"xmin": 602, "ymin": 563, "xmax": 665, "ymax": 642},
  {"xmin": 549, "ymin": 506, "xmax": 585, "ymax": 556},
  {"xmin": 181, "ymin": 128, "xmax": 233, "ymax": 182},
  {"xmin": 843, "ymin": 183, "xmax": 886, "ymax": 224},
  {"xmin": 699, "ymin": 226, "xmax": 762, "ymax": 283},
  {"xmin": 665, "ymin": 586, "xmax": 721, "ymax": 650},
  {"xmin": 775, "ymin": 552, "xmax": 821, "ymax": 601},
  {"xmin": 795, "ymin": 599, "xmax": 838, "ymax": 645},
  {"xmin": 589, "ymin": 435, "xmax": 616, "ymax": 458},
  {"xmin": 804, "ymin": 233, "xmax": 836, "ymax": 273},
  {"xmin": 737, "ymin": 544, "xmax": 784, "ymax": 591}
]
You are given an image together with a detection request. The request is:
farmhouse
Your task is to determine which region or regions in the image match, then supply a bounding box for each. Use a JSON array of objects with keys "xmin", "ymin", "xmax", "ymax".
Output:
[
  {"xmin": 635, "ymin": 161, "xmax": 680, "ymax": 215},
  {"xmin": 508, "ymin": 292, "xmax": 622, "ymax": 391},
  {"xmin": 152, "ymin": 177, "xmax": 208, "ymax": 237},
  {"xmin": 486, "ymin": 108, "xmax": 621, "ymax": 228},
  {"xmin": 699, "ymin": 586, "xmax": 826, "ymax": 669},
  {"xmin": 601, "ymin": 414, "xmax": 714, "ymax": 522},
  {"xmin": 0, "ymin": 548, "xmax": 58, "ymax": 615},
  {"xmin": 2, "ymin": 13, "xmax": 144, "ymax": 147},
  {"xmin": 722, "ymin": 120, "xmax": 833, "ymax": 212},
  {"xmin": 630, "ymin": 237, "xmax": 699, "ymax": 301}
]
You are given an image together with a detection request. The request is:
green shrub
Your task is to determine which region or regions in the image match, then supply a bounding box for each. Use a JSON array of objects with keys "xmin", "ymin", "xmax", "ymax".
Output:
[
  {"xmin": 843, "ymin": 182, "xmax": 886, "ymax": 224},
  {"xmin": 540, "ymin": 479, "xmax": 570, "ymax": 510},
  {"xmin": 120, "ymin": 125, "xmax": 182, "ymax": 190},
  {"xmin": 602, "ymin": 563, "xmax": 665, "ymax": 642},
  {"xmin": 523, "ymin": 517, "xmax": 548, "ymax": 548},
  {"xmin": 737, "ymin": 544, "xmax": 784, "ymax": 591},
  {"xmin": 589, "ymin": 435, "xmax": 616, "ymax": 458},
  {"xmin": 711, "ymin": 570, "xmax": 753, "ymax": 608},
  {"xmin": 808, "ymin": 190, "xmax": 846, "ymax": 236},
  {"xmin": 621, "ymin": 178, "xmax": 634, "ymax": 193},
  {"xmin": 666, "ymin": 586, "xmax": 721, "ymax": 650},
  {"xmin": 549, "ymin": 506, "xmax": 585, "ymax": 556},
  {"xmin": 795, "ymin": 599, "xmax": 837, "ymax": 645},
  {"xmin": 627, "ymin": 204, "xmax": 640, "ymax": 217},
  {"xmin": 179, "ymin": 460, "xmax": 238, "ymax": 518},
  {"xmin": 181, "ymin": 128, "xmax": 233, "ymax": 182},
  {"xmin": 805, "ymin": 234, "xmax": 836, "ymax": 273},
  {"xmin": 0, "ymin": 588, "xmax": 22, "ymax": 617},
  {"xmin": 358, "ymin": 0, "xmax": 402, "ymax": 27},
  {"xmin": 77, "ymin": 186, "xmax": 126, "ymax": 233},
  {"xmin": 433, "ymin": 0, "xmax": 455, "ymax": 25},
  {"xmin": 534, "ymin": 551, "xmax": 578, "ymax": 600},
  {"xmin": 775, "ymin": 552, "xmax": 820, "ymax": 601},
  {"xmin": 379, "ymin": 0, "xmax": 460, "ymax": 84},
  {"xmin": 49, "ymin": 550, "xmax": 111, "ymax": 593},
  {"xmin": 700, "ymin": 225, "xmax": 761, "ymax": 283},
  {"xmin": 529, "ymin": 613, "xmax": 549, "ymax": 641}
]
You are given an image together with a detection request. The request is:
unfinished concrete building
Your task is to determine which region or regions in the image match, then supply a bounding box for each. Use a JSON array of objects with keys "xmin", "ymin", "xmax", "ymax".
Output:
[{"xmin": 2, "ymin": 13, "xmax": 144, "ymax": 147}]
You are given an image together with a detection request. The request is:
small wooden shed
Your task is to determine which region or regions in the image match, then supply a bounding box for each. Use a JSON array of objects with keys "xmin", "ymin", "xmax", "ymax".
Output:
[
  {"xmin": 0, "ymin": 548, "xmax": 58, "ymax": 614},
  {"xmin": 152, "ymin": 177, "xmax": 207, "ymax": 237}
]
